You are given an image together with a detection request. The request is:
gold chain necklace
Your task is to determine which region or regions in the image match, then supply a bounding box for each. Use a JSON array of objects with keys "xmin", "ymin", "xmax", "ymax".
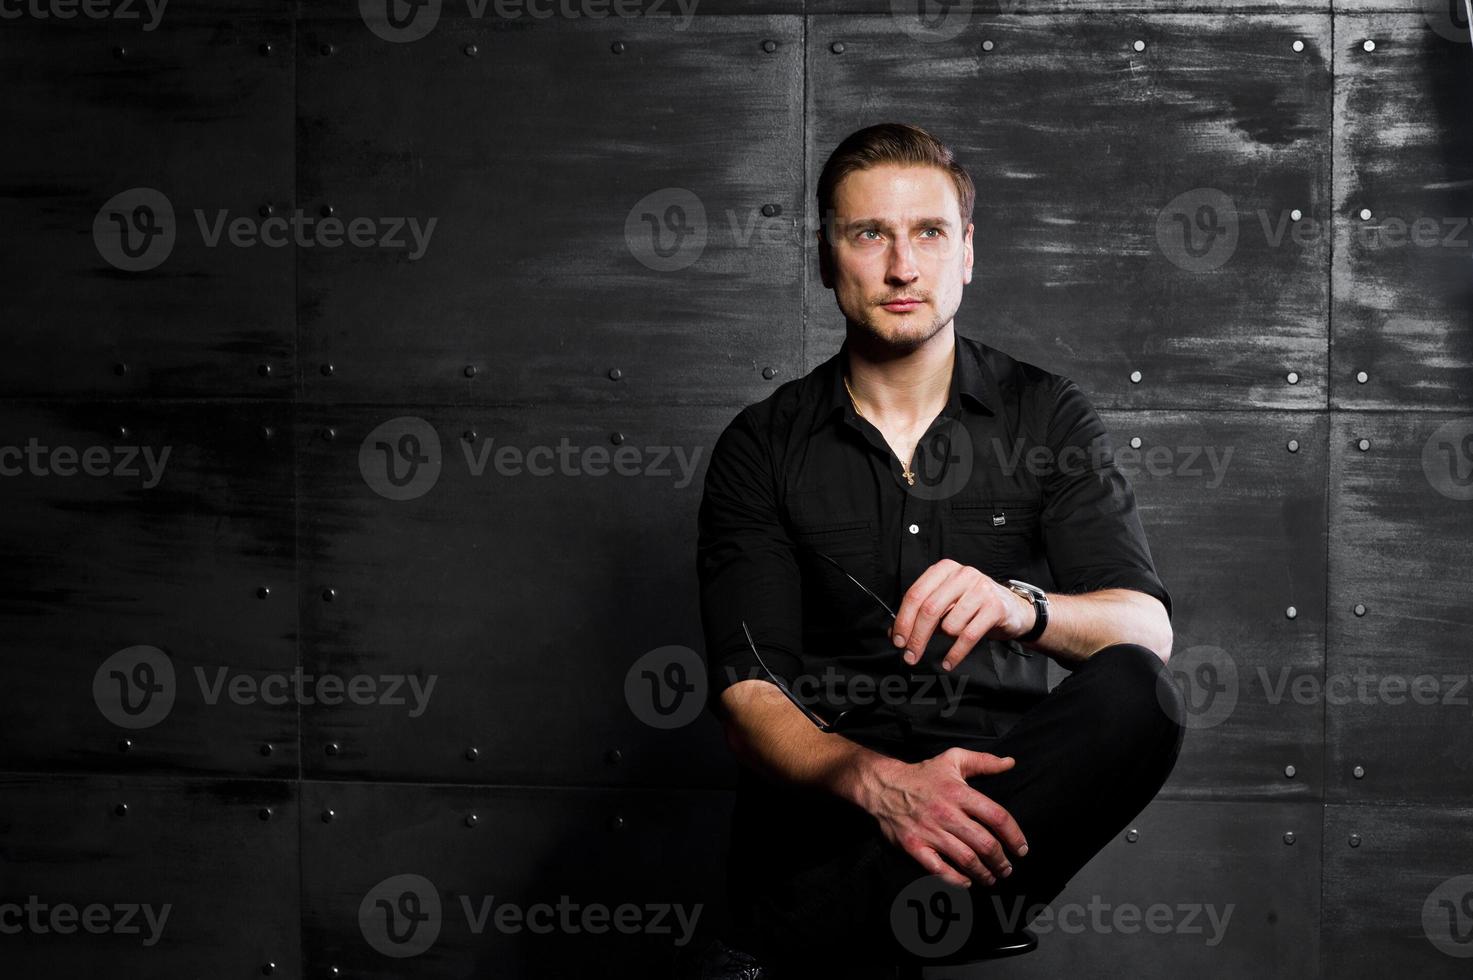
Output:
[{"xmin": 843, "ymin": 371, "xmax": 916, "ymax": 486}]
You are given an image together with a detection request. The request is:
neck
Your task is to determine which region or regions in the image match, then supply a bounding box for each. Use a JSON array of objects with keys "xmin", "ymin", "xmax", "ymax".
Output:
[{"xmin": 844, "ymin": 323, "xmax": 956, "ymax": 428}]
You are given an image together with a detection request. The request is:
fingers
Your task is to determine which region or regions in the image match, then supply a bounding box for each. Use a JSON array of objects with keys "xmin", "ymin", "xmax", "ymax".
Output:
[
  {"xmin": 892, "ymin": 561, "xmax": 971, "ymax": 665},
  {"xmin": 946, "ymin": 821, "xmax": 1013, "ymax": 883},
  {"xmin": 951, "ymin": 749, "xmax": 1016, "ymax": 778},
  {"xmin": 958, "ymin": 790, "xmax": 1030, "ymax": 861},
  {"xmin": 908, "ymin": 842, "xmax": 973, "ymax": 890}
]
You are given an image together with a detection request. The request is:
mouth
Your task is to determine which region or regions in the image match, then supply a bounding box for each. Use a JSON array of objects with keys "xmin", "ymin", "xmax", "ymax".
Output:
[{"xmin": 880, "ymin": 298, "xmax": 923, "ymax": 312}]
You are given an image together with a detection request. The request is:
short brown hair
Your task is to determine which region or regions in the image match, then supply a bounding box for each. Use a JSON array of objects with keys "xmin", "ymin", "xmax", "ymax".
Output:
[{"xmin": 816, "ymin": 122, "xmax": 975, "ymax": 242}]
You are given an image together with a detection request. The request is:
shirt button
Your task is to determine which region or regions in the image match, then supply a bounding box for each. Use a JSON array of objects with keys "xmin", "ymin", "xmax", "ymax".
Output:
[{"xmin": 908, "ymin": 523, "xmax": 919, "ymax": 534}]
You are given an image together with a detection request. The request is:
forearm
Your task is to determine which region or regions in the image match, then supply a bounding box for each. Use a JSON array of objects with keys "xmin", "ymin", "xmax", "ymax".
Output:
[
  {"xmin": 717, "ymin": 678, "xmax": 902, "ymax": 809},
  {"xmin": 1022, "ymin": 588, "xmax": 1173, "ymax": 667}
]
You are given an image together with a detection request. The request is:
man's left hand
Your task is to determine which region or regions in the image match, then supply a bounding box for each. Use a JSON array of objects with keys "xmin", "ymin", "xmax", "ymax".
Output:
[{"xmin": 890, "ymin": 559, "xmax": 1036, "ymax": 671}]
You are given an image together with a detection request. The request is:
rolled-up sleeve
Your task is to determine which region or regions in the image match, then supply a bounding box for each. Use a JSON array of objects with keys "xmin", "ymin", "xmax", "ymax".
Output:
[
  {"xmin": 696, "ymin": 408, "xmax": 805, "ymax": 719},
  {"xmin": 1039, "ymin": 378, "xmax": 1173, "ymax": 621}
]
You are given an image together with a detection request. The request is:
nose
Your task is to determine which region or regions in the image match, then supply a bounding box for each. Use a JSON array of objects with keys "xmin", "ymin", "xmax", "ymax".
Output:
[{"xmin": 885, "ymin": 237, "xmax": 919, "ymax": 284}]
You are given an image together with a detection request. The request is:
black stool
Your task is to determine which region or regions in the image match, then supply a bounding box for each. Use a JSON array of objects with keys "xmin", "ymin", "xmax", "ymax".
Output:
[
  {"xmin": 891, "ymin": 927, "xmax": 1039, "ymax": 978},
  {"xmin": 680, "ymin": 927, "xmax": 1038, "ymax": 979}
]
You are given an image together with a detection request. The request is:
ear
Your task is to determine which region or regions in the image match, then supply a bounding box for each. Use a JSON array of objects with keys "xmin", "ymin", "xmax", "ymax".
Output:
[{"xmin": 962, "ymin": 221, "xmax": 974, "ymax": 284}]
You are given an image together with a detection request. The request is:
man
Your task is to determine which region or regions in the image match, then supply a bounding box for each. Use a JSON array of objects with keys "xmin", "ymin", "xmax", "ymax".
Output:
[{"xmin": 695, "ymin": 123, "xmax": 1187, "ymax": 975}]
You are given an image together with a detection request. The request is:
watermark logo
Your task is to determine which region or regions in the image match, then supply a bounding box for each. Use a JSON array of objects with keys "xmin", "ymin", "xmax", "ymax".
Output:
[
  {"xmin": 1423, "ymin": 875, "xmax": 1473, "ymax": 957},
  {"xmin": 94, "ymin": 188, "xmax": 176, "ymax": 272},
  {"xmin": 93, "ymin": 645, "xmax": 176, "ymax": 730},
  {"xmin": 625, "ymin": 188, "xmax": 707, "ymax": 272},
  {"xmin": 0, "ymin": 897, "xmax": 171, "ymax": 946},
  {"xmin": 0, "ymin": 0, "xmax": 169, "ymax": 30},
  {"xmin": 1422, "ymin": 0, "xmax": 1472, "ymax": 44},
  {"xmin": 93, "ymin": 646, "xmax": 439, "ymax": 728},
  {"xmin": 360, "ymin": 0, "xmax": 442, "ymax": 43},
  {"xmin": 356, "ymin": 418, "xmax": 704, "ymax": 500},
  {"xmin": 360, "ymin": 417, "xmax": 443, "ymax": 501},
  {"xmin": 1156, "ymin": 188, "xmax": 1239, "ymax": 273},
  {"xmin": 890, "ymin": 876, "xmax": 973, "ymax": 958},
  {"xmin": 0, "ymin": 437, "xmax": 171, "ymax": 488},
  {"xmin": 360, "ymin": 874, "xmax": 442, "ymax": 958},
  {"xmin": 1422, "ymin": 418, "xmax": 1473, "ymax": 501},
  {"xmin": 903, "ymin": 417, "xmax": 975, "ymax": 502},
  {"xmin": 625, "ymin": 645, "xmax": 706, "ymax": 730},
  {"xmin": 991, "ymin": 895, "xmax": 1233, "ymax": 945},
  {"xmin": 359, "ymin": 875, "xmax": 702, "ymax": 957},
  {"xmin": 1160, "ymin": 644, "xmax": 1238, "ymax": 730},
  {"xmin": 888, "ymin": 0, "xmax": 973, "ymax": 43}
]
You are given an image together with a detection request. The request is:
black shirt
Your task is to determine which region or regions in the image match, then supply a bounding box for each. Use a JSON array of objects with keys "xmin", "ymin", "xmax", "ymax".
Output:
[{"xmin": 696, "ymin": 331, "xmax": 1171, "ymax": 750}]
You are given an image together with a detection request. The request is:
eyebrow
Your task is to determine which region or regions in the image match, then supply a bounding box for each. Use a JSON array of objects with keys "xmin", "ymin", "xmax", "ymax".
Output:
[{"xmin": 845, "ymin": 215, "xmax": 955, "ymax": 233}]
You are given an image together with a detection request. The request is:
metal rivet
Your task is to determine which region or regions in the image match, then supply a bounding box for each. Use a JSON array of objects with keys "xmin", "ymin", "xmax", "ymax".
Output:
[
  {"xmin": 329, "ymin": 968, "xmax": 341, "ymax": 977},
  {"xmin": 610, "ymin": 432, "xmax": 624, "ymax": 445},
  {"xmin": 320, "ymin": 363, "xmax": 335, "ymax": 377},
  {"xmin": 322, "ymin": 587, "xmax": 336, "ymax": 602},
  {"xmin": 257, "ymin": 586, "xmax": 272, "ymax": 601},
  {"xmin": 258, "ymin": 807, "xmax": 273, "ymax": 821},
  {"xmin": 1284, "ymin": 764, "xmax": 1296, "ymax": 778},
  {"xmin": 465, "ymin": 747, "xmax": 479, "ymax": 762},
  {"xmin": 1359, "ymin": 207, "xmax": 1372, "ymax": 221},
  {"xmin": 320, "ymin": 204, "xmax": 335, "ymax": 218},
  {"xmin": 259, "ymin": 42, "xmax": 274, "ymax": 57},
  {"xmin": 1283, "ymin": 831, "xmax": 1296, "ymax": 844},
  {"xmin": 464, "ymin": 364, "xmax": 477, "ymax": 378},
  {"xmin": 1287, "ymin": 439, "xmax": 1300, "ymax": 453},
  {"xmin": 114, "ymin": 362, "xmax": 128, "ymax": 376},
  {"xmin": 607, "ymin": 367, "xmax": 622, "ymax": 381},
  {"xmin": 1125, "ymin": 828, "xmax": 1139, "ymax": 842},
  {"xmin": 1286, "ymin": 371, "xmax": 1299, "ymax": 384},
  {"xmin": 322, "ymin": 426, "xmax": 337, "ymax": 441},
  {"xmin": 1292, "ymin": 40, "xmax": 1304, "ymax": 53},
  {"xmin": 1349, "ymin": 833, "xmax": 1361, "ymax": 847},
  {"xmin": 611, "ymin": 41, "xmax": 625, "ymax": 54},
  {"xmin": 262, "ymin": 963, "xmax": 276, "ymax": 976},
  {"xmin": 1129, "ymin": 436, "xmax": 1142, "ymax": 449},
  {"xmin": 320, "ymin": 42, "xmax": 335, "ymax": 56},
  {"xmin": 325, "ymin": 742, "xmax": 340, "ymax": 756},
  {"xmin": 761, "ymin": 39, "xmax": 776, "ymax": 53},
  {"xmin": 1129, "ymin": 370, "xmax": 1142, "ymax": 384},
  {"xmin": 118, "ymin": 738, "xmax": 133, "ymax": 753},
  {"xmin": 1353, "ymin": 603, "xmax": 1366, "ymax": 617},
  {"xmin": 606, "ymin": 748, "xmax": 622, "ymax": 765},
  {"xmin": 761, "ymin": 203, "xmax": 780, "ymax": 218},
  {"xmin": 463, "ymin": 429, "xmax": 477, "ymax": 443},
  {"xmin": 982, "ymin": 39, "xmax": 994, "ymax": 52},
  {"xmin": 260, "ymin": 743, "xmax": 274, "ymax": 757},
  {"xmin": 1355, "ymin": 370, "xmax": 1368, "ymax": 384},
  {"xmin": 609, "ymin": 815, "xmax": 626, "ymax": 831},
  {"xmin": 465, "ymin": 813, "xmax": 479, "ymax": 828},
  {"xmin": 113, "ymin": 45, "xmax": 127, "ymax": 59},
  {"xmin": 259, "ymin": 203, "xmax": 275, "ymax": 218},
  {"xmin": 114, "ymin": 803, "xmax": 128, "ymax": 817},
  {"xmin": 258, "ymin": 363, "xmax": 272, "ymax": 378},
  {"xmin": 1361, "ymin": 40, "xmax": 1375, "ymax": 53},
  {"xmin": 763, "ymin": 366, "xmax": 777, "ymax": 380},
  {"xmin": 831, "ymin": 41, "xmax": 845, "ymax": 54},
  {"xmin": 115, "ymin": 425, "xmax": 129, "ymax": 440},
  {"xmin": 1133, "ymin": 39, "xmax": 1146, "ymax": 52},
  {"xmin": 1352, "ymin": 764, "xmax": 1365, "ymax": 778},
  {"xmin": 1285, "ymin": 605, "xmax": 1297, "ymax": 619},
  {"xmin": 321, "ymin": 808, "xmax": 335, "ymax": 823},
  {"xmin": 1356, "ymin": 438, "xmax": 1370, "ymax": 452},
  {"xmin": 463, "ymin": 43, "xmax": 478, "ymax": 57},
  {"xmin": 260, "ymin": 426, "xmax": 274, "ymax": 441},
  {"xmin": 1290, "ymin": 209, "xmax": 1302, "ymax": 222}
]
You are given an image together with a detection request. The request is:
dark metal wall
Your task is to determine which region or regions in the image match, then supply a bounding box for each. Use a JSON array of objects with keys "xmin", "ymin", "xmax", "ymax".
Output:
[{"xmin": 1, "ymin": 0, "xmax": 1469, "ymax": 976}]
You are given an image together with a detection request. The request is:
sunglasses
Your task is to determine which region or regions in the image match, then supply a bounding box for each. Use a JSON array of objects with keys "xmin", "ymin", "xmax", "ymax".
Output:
[{"xmin": 738, "ymin": 545, "xmax": 914, "ymax": 737}]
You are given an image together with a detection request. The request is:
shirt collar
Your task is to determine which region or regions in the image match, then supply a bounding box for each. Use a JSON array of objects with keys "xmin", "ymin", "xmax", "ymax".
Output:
[{"xmin": 811, "ymin": 331, "xmax": 998, "ymax": 436}]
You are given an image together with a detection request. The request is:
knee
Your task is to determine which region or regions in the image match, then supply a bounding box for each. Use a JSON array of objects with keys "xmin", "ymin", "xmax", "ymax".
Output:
[{"xmin": 1086, "ymin": 642, "xmax": 1187, "ymax": 758}]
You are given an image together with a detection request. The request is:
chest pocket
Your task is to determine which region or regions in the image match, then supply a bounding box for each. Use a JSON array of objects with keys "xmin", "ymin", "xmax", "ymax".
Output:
[
  {"xmin": 787, "ymin": 511, "xmax": 880, "ymax": 632},
  {"xmin": 944, "ymin": 496, "xmax": 1042, "ymax": 580}
]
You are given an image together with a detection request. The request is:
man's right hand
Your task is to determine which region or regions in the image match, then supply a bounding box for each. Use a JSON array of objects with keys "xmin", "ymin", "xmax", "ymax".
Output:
[{"xmin": 852, "ymin": 747, "xmax": 1029, "ymax": 889}]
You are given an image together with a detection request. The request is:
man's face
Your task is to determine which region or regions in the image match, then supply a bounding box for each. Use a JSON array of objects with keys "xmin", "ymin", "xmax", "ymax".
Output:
[{"xmin": 819, "ymin": 163, "xmax": 974, "ymax": 353}]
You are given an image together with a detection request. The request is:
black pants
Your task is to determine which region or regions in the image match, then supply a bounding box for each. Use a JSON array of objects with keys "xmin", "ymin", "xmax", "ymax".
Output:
[{"xmin": 725, "ymin": 642, "xmax": 1187, "ymax": 976}]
